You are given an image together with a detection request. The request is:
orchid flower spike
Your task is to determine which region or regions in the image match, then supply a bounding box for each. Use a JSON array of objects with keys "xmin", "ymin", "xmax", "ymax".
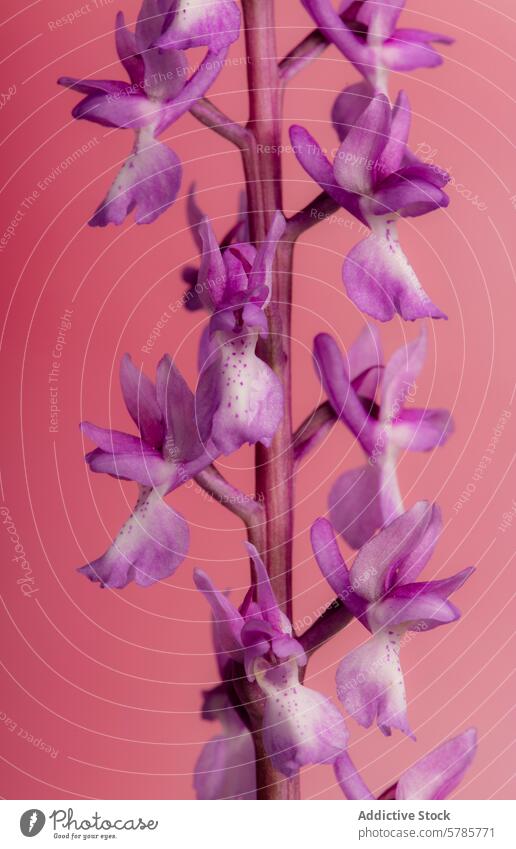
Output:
[{"xmin": 58, "ymin": 0, "xmax": 240, "ymax": 225}]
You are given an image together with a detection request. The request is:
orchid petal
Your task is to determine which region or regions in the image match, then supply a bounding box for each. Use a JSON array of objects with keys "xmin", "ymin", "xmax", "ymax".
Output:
[
  {"xmin": 90, "ymin": 133, "xmax": 182, "ymax": 226},
  {"xmin": 120, "ymin": 354, "xmax": 164, "ymax": 448},
  {"xmin": 79, "ymin": 485, "xmax": 188, "ymax": 588},
  {"xmin": 396, "ymin": 729, "xmax": 477, "ymax": 799},
  {"xmin": 336, "ymin": 630, "xmax": 413, "ymax": 737}
]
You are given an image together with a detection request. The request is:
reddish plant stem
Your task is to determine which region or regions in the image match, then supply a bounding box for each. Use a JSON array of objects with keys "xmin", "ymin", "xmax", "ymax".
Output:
[{"xmin": 242, "ymin": 0, "xmax": 298, "ymax": 801}]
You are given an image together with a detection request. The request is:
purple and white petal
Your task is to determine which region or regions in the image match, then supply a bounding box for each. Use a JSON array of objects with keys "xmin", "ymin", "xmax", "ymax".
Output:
[
  {"xmin": 156, "ymin": 0, "xmax": 241, "ymax": 52},
  {"xmin": 329, "ymin": 464, "xmax": 385, "ymax": 550},
  {"xmin": 391, "ymin": 407, "xmax": 454, "ymax": 451},
  {"xmin": 120, "ymin": 354, "xmax": 164, "ymax": 449},
  {"xmin": 90, "ymin": 131, "xmax": 182, "ymax": 226},
  {"xmin": 196, "ymin": 328, "xmax": 283, "ymax": 455},
  {"xmin": 334, "ymin": 751, "xmax": 374, "ymax": 800},
  {"xmin": 396, "ymin": 728, "xmax": 476, "ymax": 799},
  {"xmin": 384, "ymin": 29, "xmax": 454, "ymax": 72},
  {"xmin": 336, "ymin": 630, "xmax": 413, "ymax": 737},
  {"xmin": 313, "ymin": 333, "xmax": 377, "ymax": 453},
  {"xmin": 258, "ymin": 660, "xmax": 348, "ymax": 778},
  {"xmin": 334, "ymin": 94, "xmax": 391, "ymax": 195},
  {"xmin": 349, "ymin": 501, "xmax": 433, "ymax": 603},
  {"xmin": 79, "ymin": 485, "xmax": 189, "ymax": 588},
  {"xmin": 343, "ymin": 217, "xmax": 446, "ymax": 322}
]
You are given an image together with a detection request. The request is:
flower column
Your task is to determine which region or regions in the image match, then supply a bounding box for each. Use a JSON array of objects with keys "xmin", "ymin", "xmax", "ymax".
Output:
[{"xmin": 242, "ymin": 0, "xmax": 298, "ymax": 800}]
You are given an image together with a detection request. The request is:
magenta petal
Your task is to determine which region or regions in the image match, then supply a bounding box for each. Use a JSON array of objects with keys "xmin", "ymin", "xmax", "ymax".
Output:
[
  {"xmin": 119, "ymin": 354, "xmax": 164, "ymax": 448},
  {"xmin": 350, "ymin": 501, "xmax": 433, "ymax": 602},
  {"xmin": 334, "ymin": 752, "xmax": 374, "ymax": 800},
  {"xmin": 329, "ymin": 464, "xmax": 384, "ymax": 550},
  {"xmin": 377, "ymin": 90, "xmax": 411, "ymax": 179},
  {"xmin": 197, "ymin": 216, "xmax": 228, "ymax": 309},
  {"xmin": 81, "ymin": 421, "xmax": 148, "ymax": 455},
  {"xmin": 245, "ymin": 543, "xmax": 285, "ymax": 632},
  {"xmin": 371, "ymin": 590, "xmax": 460, "ymax": 632},
  {"xmin": 334, "ymin": 94, "xmax": 391, "ymax": 195},
  {"xmin": 115, "ymin": 11, "xmax": 145, "ymax": 86},
  {"xmin": 336, "ymin": 631, "xmax": 413, "ymax": 737},
  {"xmin": 347, "ymin": 323, "xmax": 383, "ymax": 390},
  {"xmin": 331, "ymin": 81, "xmax": 374, "ymax": 142},
  {"xmin": 396, "ymin": 729, "xmax": 477, "ymax": 799},
  {"xmin": 156, "ymin": 354, "xmax": 206, "ymax": 465},
  {"xmin": 248, "ymin": 211, "xmax": 285, "ymax": 305},
  {"xmin": 289, "ymin": 125, "xmax": 364, "ymax": 220},
  {"xmin": 72, "ymin": 92, "xmax": 157, "ymax": 129},
  {"xmin": 194, "ymin": 725, "xmax": 256, "ymax": 800},
  {"xmin": 343, "ymin": 223, "xmax": 447, "ymax": 322},
  {"xmin": 371, "ymin": 173, "xmax": 449, "ymax": 218},
  {"xmin": 90, "ymin": 134, "xmax": 182, "ymax": 227},
  {"xmin": 381, "ymin": 326, "xmax": 427, "ymax": 422},
  {"xmin": 392, "ymin": 407, "xmax": 454, "ymax": 451},
  {"xmin": 313, "ymin": 333, "xmax": 376, "ymax": 453},
  {"xmin": 79, "ymin": 486, "xmax": 189, "ymax": 588},
  {"xmin": 156, "ymin": 0, "xmax": 241, "ymax": 52},
  {"xmin": 86, "ymin": 448, "xmax": 173, "ymax": 488},
  {"xmin": 193, "ymin": 569, "xmax": 244, "ymax": 659},
  {"xmin": 386, "ymin": 502, "xmax": 442, "ymax": 588},
  {"xmin": 310, "ymin": 518, "xmax": 351, "ymax": 599},
  {"xmin": 259, "ymin": 661, "xmax": 348, "ymax": 778},
  {"xmin": 384, "ymin": 29, "xmax": 453, "ymax": 72}
]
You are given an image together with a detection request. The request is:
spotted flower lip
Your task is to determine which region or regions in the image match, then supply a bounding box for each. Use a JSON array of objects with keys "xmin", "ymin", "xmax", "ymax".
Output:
[
  {"xmin": 335, "ymin": 728, "xmax": 477, "ymax": 799},
  {"xmin": 58, "ymin": 0, "xmax": 240, "ymax": 226},
  {"xmin": 290, "ymin": 89, "xmax": 450, "ymax": 322},
  {"xmin": 311, "ymin": 503, "xmax": 474, "ymax": 737},
  {"xmin": 79, "ymin": 353, "xmax": 216, "ymax": 589},
  {"xmin": 255, "ymin": 657, "xmax": 349, "ymax": 778},
  {"xmin": 314, "ymin": 325, "xmax": 454, "ymax": 548},
  {"xmin": 194, "ymin": 542, "xmax": 306, "ymax": 680},
  {"xmin": 301, "ymin": 0, "xmax": 453, "ymax": 93},
  {"xmin": 194, "ymin": 211, "xmax": 286, "ymax": 455}
]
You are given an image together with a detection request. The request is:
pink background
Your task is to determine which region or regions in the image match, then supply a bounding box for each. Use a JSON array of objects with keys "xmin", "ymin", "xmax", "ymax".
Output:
[{"xmin": 1, "ymin": 0, "xmax": 515, "ymax": 800}]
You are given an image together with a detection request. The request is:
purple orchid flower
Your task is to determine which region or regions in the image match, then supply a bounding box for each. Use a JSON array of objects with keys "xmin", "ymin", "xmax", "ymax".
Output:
[
  {"xmin": 314, "ymin": 324, "xmax": 453, "ymax": 548},
  {"xmin": 336, "ymin": 728, "xmax": 477, "ymax": 799},
  {"xmin": 80, "ymin": 353, "xmax": 216, "ymax": 589},
  {"xmin": 58, "ymin": 0, "xmax": 240, "ymax": 226},
  {"xmin": 311, "ymin": 502, "xmax": 474, "ymax": 737},
  {"xmin": 194, "ymin": 685, "xmax": 257, "ymax": 800},
  {"xmin": 194, "ymin": 211, "xmax": 286, "ymax": 454},
  {"xmin": 181, "ymin": 187, "xmax": 249, "ymax": 311},
  {"xmin": 291, "ymin": 90, "xmax": 450, "ymax": 321},
  {"xmin": 302, "ymin": 1, "xmax": 453, "ymax": 94},
  {"xmin": 194, "ymin": 545, "xmax": 348, "ymax": 777}
]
